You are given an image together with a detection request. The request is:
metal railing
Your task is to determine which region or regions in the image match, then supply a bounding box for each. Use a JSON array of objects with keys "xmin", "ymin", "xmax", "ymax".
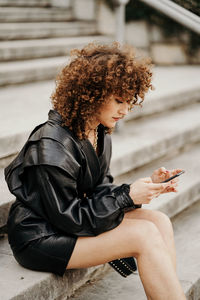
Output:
[
  {"xmin": 113, "ymin": 0, "xmax": 200, "ymax": 42},
  {"xmin": 140, "ymin": 0, "xmax": 200, "ymax": 35}
]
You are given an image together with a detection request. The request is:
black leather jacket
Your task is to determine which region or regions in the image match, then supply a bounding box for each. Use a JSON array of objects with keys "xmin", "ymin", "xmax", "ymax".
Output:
[{"xmin": 5, "ymin": 110, "xmax": 138, "ymax": 252}]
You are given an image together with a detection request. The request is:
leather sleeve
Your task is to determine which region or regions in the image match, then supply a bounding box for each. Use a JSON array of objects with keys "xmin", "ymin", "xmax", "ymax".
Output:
[
  {"xmin": 101, "ymin": 167, "xmax": 114, "ymax": 184},
  {"xmin": 35, "ymin": 165, "xmax": 135, "ymax": 237}
]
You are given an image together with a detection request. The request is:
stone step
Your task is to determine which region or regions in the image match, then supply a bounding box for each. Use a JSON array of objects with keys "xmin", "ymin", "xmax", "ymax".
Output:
[
  {"xmin": 0, "ymin": 7, "xmax": 72, "ymax": 23},
  {"xmin": 0, "ymin": 56, "xmax": 70, "ymax": 86},
  {"xmin": 0, "ymin": 35, "xmax": 113, "ymax": 61},
  {"xmin": 111, "ymin": 102, "xmax": 200, "ymax": 177},
  {"xmin": 0, "ymin": 21, "xmax": 98, "ymax": 40},
  {"xmin": 66, "ymin": 199, "xmax": 200, "ymax": 300},
  {"xmin": 126, "ymin": 65, "xmax": 200, "ymax": 121},
  {"xmin": 0, "ymin": 235, "xmax": 110, "ymax": 300},
  {"xmin": 0, "ymin": 66, "xmax": 199, "ymax": 163},
  {"xmin": 0, "ymin": 0, "xmax": 52, "ymax": 6}
]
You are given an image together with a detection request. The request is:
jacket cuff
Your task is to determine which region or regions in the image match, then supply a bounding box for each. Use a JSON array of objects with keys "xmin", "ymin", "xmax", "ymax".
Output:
[{"xmin": 114, "ymin": 184, "xmax": 141, "ymax": 210}]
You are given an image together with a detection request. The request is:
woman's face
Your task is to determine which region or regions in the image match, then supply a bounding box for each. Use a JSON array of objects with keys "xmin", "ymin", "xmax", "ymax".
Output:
[{"xmin": 96, "ymin": 95, "xmax": 131, "ymax": 128}]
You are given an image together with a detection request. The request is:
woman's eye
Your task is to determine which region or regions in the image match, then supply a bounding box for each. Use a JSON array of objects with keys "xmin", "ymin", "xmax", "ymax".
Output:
[{"xmin": 115, "ymin": 99, "xmax": 123, "ymax": 104}]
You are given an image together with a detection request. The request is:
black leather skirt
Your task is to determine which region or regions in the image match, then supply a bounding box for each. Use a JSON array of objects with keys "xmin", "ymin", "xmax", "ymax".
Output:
[{"xmin": 12, "ymin": 233, "xmax": 77, "ymax": 276}]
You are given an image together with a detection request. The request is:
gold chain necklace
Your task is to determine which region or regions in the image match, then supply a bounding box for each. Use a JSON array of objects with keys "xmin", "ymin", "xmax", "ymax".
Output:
[{"xmin": 93, "ymin": 127, "xmax": 98, "ymax": 151}]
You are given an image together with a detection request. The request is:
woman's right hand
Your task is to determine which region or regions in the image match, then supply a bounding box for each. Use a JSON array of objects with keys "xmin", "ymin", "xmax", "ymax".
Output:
[{"xmin": 129, "ymin": 177, "xmax": 176, "ymax": 205}]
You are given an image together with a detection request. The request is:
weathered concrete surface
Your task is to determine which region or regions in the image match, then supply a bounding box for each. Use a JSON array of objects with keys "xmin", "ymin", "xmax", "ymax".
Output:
[
  {"xmin": 0, "ymin": 56, "xmax": 70, "ymax": 86},
  {"xmin": 0, "ymin": 235, "xmax": 110, "ymax": 300},
  {"xmin": 73, "ymin": 0, "xmax": 96, "ymax": 21},
  {"xmin": 0, "ymin": 21, "xmax": 98, "ymax": 40},
  {"xmin": 0, "ymin": 0, "xmax": 52, "ymax": 6},
  {"xmin": 0, "ymin": 7, "xmax": 72, "ymax": 22},
  {"xmin": 126, "ymin": 65, "xmax": 200, "ymax": 121},
  {"xmin": 151, "ymin": 43, "xmax": 188, "ymax": 65},
  {"xmin": 0, "ymin": 168, "xmax": 13, "ymax": 228},
  {"xmin": 0, "ymin": 36, "xmax": 112, "ymax": 61},
  {"xmin": 60, "ymin": 200, "xmax": 200, "ymax": 300},
  {"xmin": 111, "ymin": 103, "xmax": 200, "ymax": 176}
]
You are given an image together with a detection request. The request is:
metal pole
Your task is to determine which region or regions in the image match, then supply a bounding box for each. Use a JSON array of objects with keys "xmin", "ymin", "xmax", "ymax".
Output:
[
  {"xmin": 115, "ymin": 2, "xmax": 126, "ymax": 44},
  {"xmin": 113, "ymin": 0, "xmax": 129, "ymax": 132}
]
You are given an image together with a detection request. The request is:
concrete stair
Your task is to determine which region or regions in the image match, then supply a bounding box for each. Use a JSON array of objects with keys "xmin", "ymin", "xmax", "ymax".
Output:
[
  {"xmin": 0, "ymin": 36, "xmax": 112, "ymax": 61},
  {"xmin": 0, "ymin": 0, "xmax": 53, "ymax": 6},
  {"xmin": 0, "ymin": 1, "xmax": 200, "ymax": 298},
  {"xmin": 0, "ymin": 6, "xmax": 73, "ymax": 22},
  {"xmin": 0, "ymin": 21, "xmax": 98, "ymax": 41},
  {"xmin": 111, "ymin": 103, "xmax": 200, "ymax": 176},
  {"xmin": 0, "ymin": 0, "xmax": 107, "ymax": 87},
  {"xmin": 0, "ymin": 236, "xmax": 110, "ymax": 300},
  {"xmin": 0, "ymin": 36, "xmax": 113, "ymax": 85},
  {"xmin": 0, "ymin": 56, "xmax": 70, "ymax": 86}
]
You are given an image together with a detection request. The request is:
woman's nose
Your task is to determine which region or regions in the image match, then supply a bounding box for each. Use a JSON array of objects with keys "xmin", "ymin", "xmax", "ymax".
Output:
[{"xmin": 119, "ymin": 102, "xmax": 129, "ymax": 116}]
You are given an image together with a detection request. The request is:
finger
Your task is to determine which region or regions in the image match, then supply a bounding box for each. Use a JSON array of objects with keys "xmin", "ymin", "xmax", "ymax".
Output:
[
  {"xmin": 142, "ymin": 177, "xmax": 153, "ymax": 183},
  {"xmin": 154, "ymin": 192, "xmax": 161, "ymax": 198},
  {"xmin": 149, "ymin": 183, "xmax": 168, "ymax": 191},
  {"xmin": 163, "ymin": 185, "xmax": 178, "ymax": 193},
  {"xmin": 171, "ymin": 168, "xmax": 183, "ymax": 176},
  {"xmin": 158, "ymin": 167, "xmax": 167, "ymax": 174}
]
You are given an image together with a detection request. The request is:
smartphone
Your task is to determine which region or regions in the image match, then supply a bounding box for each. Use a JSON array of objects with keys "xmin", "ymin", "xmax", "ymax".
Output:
[{"xmin": 161, "ymin": 170, "xmax": 185, "ymax": 183}]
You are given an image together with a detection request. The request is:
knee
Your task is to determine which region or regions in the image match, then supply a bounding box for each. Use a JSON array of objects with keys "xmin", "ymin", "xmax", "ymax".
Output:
[
  {"xmin": 151, "ymin": 211, "xmax": 173, "ymax": 234},
  {"xmin": 128, "ymin": 220, "xmax": 166, "ymax": 256}
]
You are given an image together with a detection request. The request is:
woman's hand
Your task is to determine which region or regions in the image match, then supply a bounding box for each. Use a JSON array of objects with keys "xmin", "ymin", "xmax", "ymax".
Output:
[
  {"xmin": 151, "ymin": 167, "xmax": 183, "ymax": 193},
  {"xmin": 129, "ymin": 177, "xmax": 176, "ymax": 205}
]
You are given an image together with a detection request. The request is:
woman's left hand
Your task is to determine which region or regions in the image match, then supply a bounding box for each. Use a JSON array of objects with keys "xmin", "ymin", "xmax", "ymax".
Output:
[{"xmin": 151, "ymin": 167, "xmax": 183, "ymax": 194}]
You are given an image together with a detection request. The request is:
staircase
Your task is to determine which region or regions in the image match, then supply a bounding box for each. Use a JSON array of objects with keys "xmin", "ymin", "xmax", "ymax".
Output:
[
  {"xmin": 0, "ymin": 0, "xmax": 200, "ymax": 299},
  {"xmin": 0, "ymin": 0, "xmax": 112, "ymax": 86}
]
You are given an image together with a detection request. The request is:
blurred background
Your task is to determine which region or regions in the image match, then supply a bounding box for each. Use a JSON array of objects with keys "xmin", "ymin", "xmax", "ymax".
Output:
[{"xmin": 0, "ymin": 1, "xmax": 200, "ymax": 299}]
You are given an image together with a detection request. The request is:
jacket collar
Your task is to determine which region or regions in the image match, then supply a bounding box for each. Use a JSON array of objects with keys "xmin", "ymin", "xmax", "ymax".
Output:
[{"xmin": 48, "ymin": 109, "xmax": 63, "ymax": 125}]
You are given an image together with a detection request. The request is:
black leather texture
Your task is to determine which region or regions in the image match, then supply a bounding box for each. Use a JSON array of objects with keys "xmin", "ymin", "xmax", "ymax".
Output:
[{"xmin": 5, "ymin": 110, "xmax": 137, "ymax": 253}]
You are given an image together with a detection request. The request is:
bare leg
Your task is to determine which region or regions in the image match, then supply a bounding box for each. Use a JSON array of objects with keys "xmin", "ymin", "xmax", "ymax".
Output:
[
  {"xmin": 124, "ymin": 209, "xmax": 176, "ymax": 269},
  {"xmin": 67, "ymin": 217, "xmax": 186, "ymax": 300}
]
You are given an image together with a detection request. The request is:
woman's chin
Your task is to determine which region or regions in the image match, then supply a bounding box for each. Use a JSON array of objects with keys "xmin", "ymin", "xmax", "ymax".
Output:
[{"xmin": 103, "ymin": 120, "xmax": 117, "ymax": 128}]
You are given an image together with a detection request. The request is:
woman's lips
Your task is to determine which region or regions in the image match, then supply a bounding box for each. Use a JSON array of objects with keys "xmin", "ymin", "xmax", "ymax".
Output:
[{"xmin": 113, "ymin": 117, "xmax": 120, "ymax": 121}]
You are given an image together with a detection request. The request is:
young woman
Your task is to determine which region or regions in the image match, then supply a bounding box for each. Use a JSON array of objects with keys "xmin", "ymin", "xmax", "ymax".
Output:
[{"xmin": 5, "ymin": 42, "xmax": 186, "ymax": 299}]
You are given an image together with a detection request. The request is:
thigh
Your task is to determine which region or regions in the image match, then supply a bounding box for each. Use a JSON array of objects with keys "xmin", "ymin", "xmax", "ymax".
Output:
[{"xmin": 67, "ymin": 217, "xmax": 159, "ymax": 270}]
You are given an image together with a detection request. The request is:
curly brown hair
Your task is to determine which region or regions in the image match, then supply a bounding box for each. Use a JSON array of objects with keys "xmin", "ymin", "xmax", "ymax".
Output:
[{"xmin": 51, "ymin": 42, "xmax": 153, "ymax": 139}]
